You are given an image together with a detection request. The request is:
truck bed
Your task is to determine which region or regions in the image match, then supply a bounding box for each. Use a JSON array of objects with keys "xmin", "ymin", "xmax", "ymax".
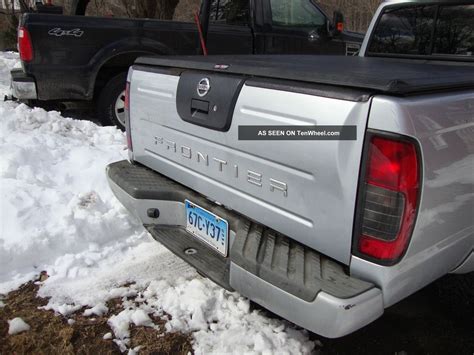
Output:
[
  {"xmin": 20, "ymin": 13, "xmax": 198, "ymax": 100},
  {"xmin": 135, "ymin": 55, "xmax": 474, "ymax": 95}
]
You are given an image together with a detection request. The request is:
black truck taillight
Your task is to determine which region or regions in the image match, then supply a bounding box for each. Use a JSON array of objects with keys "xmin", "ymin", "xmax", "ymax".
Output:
[
  {"xmin": 124, "ymin": 81, "xmax": 132, "ymax": 152},
  {"xmin": 354, "ymin": 133, "xmax": 420, "ymax": 265},
  {"xmin": 18, "ymin": 27, "xmax": 33, "ymax": 62}
]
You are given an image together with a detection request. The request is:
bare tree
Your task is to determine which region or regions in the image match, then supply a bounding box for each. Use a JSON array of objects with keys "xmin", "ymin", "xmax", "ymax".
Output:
[
  {"xmin": 73, "ymin": 0, "xmax": 180, "ymax": 19},
  {"xmin": 156, "ymin": 0, "xmax": 179, "ymax": 19},
  {"xmin": 0, "ymin": 1, "xmax": 19, "ymax": 48}
]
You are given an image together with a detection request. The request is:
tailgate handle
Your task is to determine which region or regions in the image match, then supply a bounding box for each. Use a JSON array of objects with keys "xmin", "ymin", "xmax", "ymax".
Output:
[{"xmin": 191, "ymin": 99, "xmax": 209, "ymax": 116}]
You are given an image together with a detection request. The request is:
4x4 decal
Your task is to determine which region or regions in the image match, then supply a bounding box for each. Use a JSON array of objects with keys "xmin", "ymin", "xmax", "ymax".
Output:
[{"xmin": 48, "ymin": 28, "xmax": 84, "ymax": 37}]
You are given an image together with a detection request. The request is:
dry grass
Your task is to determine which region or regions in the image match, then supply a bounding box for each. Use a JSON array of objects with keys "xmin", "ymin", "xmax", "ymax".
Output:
[{"xmin": 0, "ymin": 280, "xmax": 193, "ymax": 355}]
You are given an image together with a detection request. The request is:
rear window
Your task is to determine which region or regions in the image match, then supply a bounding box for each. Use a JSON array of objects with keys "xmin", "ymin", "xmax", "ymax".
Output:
[
  {"xmin": 368, "ymin": 4, "xmax": 474, "ymax": 58},
  {"xmin": 433, "ymin": 5, "xmax": 474, "ymax": 56},
  {"xmin": 368, "ymin": 5, "xmax": 436, "ymax": 55}
]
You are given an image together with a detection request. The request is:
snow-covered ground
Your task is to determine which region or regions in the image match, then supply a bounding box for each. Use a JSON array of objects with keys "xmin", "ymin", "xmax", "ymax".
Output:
[{"xmin": 0, "ymin": 52, "xmax": 315, "ymax": 354}]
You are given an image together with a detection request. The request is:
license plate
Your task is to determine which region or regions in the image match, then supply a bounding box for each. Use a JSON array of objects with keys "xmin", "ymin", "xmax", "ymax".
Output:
[{"xmin": 185, "ymin": 200, "xmax": 229, "ymax": 256}]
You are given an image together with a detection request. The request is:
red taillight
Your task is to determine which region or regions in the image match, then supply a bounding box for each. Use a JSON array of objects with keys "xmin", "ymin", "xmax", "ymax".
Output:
[
  {"xmin": 355, "ymin": 134, "xmax": 420, "ymax": 263},
  {"xmin": 18, "ymin": 27, "xmax": 33, "ymax": 62},
  {"xmin": 124, "ymin": 81, "xmax": 132, "ymax": 151}
]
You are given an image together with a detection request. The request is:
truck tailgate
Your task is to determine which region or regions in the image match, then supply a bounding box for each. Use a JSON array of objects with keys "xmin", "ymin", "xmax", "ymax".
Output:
[{"xmin": 129, "ymin": 65, "xmax": 372, "ymax": 265}]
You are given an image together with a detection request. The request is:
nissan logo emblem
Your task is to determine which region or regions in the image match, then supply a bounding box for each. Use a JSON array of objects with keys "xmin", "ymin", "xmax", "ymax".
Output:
[{"xmin": 197, "ymin": 78, "xmax": 210, "ymax": 97}]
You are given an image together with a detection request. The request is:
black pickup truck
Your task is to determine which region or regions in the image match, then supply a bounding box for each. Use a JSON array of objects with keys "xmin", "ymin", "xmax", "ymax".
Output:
[{"xmin": 10, "ymin": 0, "xmax": 363, "ymax": 128}]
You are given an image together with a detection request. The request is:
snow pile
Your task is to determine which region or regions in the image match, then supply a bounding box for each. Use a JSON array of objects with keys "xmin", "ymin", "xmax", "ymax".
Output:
[
  {"xmin": 8, "ymin": 317, "xmax": 31, "ymax": 335},
  {"xmin": 0, "ymin": 52, "xmax": 20, "ymax": 95},
  {"xmin": 83, "ymin": 303, "xmax": 109, "ymax": 317},
  {"xmin": 0, "ymin": 52, "xmax": 315, "ymax": 354},
  {"xmin": 0, "ymin": 101, "xmax": 137, "ymax": 291},
  {"xmin": 144, "ymin": 278, "xmax": 315, "ymax": 354}
]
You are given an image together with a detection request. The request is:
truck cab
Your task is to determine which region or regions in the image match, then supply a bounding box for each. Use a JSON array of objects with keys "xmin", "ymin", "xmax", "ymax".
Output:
[
  {"xmin": 204, "ymin": 0, "xmax": 362, "ymax": 56},
  {"xmin": 10, "ymin": 0, "xmax": 362, "ymax": 128}
]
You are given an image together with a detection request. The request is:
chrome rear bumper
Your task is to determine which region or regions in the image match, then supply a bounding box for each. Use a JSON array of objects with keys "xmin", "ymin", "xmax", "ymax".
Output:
[{"xmin": 11, "ymin": 68, "xmax": 37, "ymax": 100}]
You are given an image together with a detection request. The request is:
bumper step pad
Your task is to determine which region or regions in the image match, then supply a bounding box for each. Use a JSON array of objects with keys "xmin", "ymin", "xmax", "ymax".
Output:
[
  {"xmin": 145, "ymin": 226, "xmax": 232, "ymax": 291},
  {"xmin": 107, "ymin": 160, "xmax": 195, "ymax": 201},
  {"xmin": 108, "ymin": 160, "xmax": 374, "ymax": 302},
  {"xmin": 231, "ymin": 223, "xmax": 374, "ymax": 302}
]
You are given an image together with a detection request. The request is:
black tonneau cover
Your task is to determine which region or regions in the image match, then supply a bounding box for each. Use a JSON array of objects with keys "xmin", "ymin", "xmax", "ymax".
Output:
[{"xmin": 135, "ymin": 55, "xmax": 474, "ymax": 95}]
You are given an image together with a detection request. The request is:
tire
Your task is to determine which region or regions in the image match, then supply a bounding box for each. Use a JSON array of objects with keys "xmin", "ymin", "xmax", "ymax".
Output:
[{"xmin": 96, "ymin": 73, "xmax": 127, "ymax": 130}]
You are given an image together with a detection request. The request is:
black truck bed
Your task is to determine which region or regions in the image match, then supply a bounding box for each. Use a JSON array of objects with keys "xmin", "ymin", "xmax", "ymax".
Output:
[{"xmin": 136, "ymin": 55, "xmax": 474, "ymax": 95}]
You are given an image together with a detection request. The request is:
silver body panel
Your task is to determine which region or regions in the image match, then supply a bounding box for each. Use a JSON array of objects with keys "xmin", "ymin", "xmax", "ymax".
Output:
[
  {"xmin": 452, "ymin": 252, "xmax": 474, "ymax": 274},
  {"xmin": 129, "ymin": 70, "xmax": 371, "ymax": 265},
  {"xmin": 352, "ymin": 92, "xmax": 474, "ymax": 306},
  {"xmin": 354, "ymin": 0, "xmax": 474, "ymax": 304},
  {"xmin": 128, "ymin": 66, "xmax": 473, "ymax": 310},
  {"xmin": 121, "ymin": 42, "xmax": 473, "ymax": 334}
]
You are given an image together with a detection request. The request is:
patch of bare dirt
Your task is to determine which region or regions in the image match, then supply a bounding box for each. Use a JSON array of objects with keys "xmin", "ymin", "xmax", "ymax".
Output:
[{"xmin": 0, "ymin": 279, "xmax": 193, "ymax": 355}]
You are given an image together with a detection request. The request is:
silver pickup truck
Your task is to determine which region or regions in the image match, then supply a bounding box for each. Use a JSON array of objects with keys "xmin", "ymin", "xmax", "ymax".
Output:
[{"xmin": 107, "ymin": 0, "xmax": 474, "ymax": 338}]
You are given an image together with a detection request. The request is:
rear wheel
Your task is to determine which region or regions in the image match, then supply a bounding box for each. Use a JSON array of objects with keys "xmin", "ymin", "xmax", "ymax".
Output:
[{"xmin": 97, "ymin": 73, "xmax": 127, "ymax": 130}]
